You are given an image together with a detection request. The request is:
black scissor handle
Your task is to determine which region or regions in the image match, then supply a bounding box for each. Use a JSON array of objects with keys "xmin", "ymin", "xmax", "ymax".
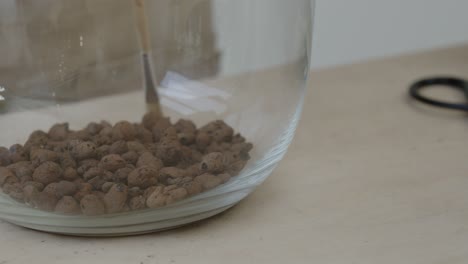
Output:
[{"xmin": 409, "ymin": 77, "xmax": 468, "ymax": 112}]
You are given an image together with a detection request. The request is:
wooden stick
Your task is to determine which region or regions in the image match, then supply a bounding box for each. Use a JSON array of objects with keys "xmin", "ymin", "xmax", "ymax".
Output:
[
  {"xmin": 134, "ymin": 0, "xmax": 152, "ymax": 53},
  {"xmin": 133, "ymin": 0, "xmax": 162, "ymax": 116}
]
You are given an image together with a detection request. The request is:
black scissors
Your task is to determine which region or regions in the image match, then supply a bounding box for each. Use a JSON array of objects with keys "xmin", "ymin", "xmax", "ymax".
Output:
[{"xmin": 409, "ymin": 77, "xmax": 468, "ymax": 112}]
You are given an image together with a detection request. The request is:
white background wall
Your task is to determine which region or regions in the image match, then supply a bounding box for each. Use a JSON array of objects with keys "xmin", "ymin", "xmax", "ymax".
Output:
[
  {"xmin": 312, "ymin": 0, "xmax": 468, "ymax": 69},
  {"xmin": 2, "ymin": 0, "xmax": 468, "ymax": 74}
]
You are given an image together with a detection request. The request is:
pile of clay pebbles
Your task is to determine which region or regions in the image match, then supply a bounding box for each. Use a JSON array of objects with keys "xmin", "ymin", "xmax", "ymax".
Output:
[{"xmin": 0, "ymin": 112, "xmax": 252, "ymax": 216}]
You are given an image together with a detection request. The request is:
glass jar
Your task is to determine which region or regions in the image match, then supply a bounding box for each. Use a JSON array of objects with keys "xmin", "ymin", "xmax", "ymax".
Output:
[{"xmin": 0, "ymin": 0, "xmax": 314, "ymax": 236}]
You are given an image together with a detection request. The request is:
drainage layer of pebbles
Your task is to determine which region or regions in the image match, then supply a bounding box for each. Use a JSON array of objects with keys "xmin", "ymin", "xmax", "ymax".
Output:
[{"xmin": 0, "ymin": 112, "xmax": 252, "ymax": 216}]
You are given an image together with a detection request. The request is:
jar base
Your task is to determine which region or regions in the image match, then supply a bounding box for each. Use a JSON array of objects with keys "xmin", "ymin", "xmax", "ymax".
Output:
[{"xmin": 4, "ymin": 204, "xmax": 234, "ymax": 237}]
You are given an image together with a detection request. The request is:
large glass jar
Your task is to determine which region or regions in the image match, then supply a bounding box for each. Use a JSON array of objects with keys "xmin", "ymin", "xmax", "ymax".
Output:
[{"xmin": 0, "ymin": 0, "xmax": 314, "ymax": 236}]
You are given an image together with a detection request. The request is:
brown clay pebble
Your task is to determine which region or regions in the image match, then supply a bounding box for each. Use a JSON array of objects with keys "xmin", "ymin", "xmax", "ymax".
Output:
[
  {"xmin": 232, "ymin": 134, "xmax": 246, "ymax": 143},
  {"xmin": 200, "ymin": 152, "xmax": 225, "ymax": 174},
  {"xmin": 178, "ymin": 132, "xmax": 195, "ymax": 145},
  {"xmin": 19, "ymin": 175, "xmax": 33, "ymax": 184},
  {"xmin": 101, "ymin": 182, "xmax": 114, "ymax": 192},
  {"xmin": 96, "ymin": 145, "xmax": 110, "ymax": 159},
  {"xmin": 127, "ymin": 141, "xmax": 146, "ymax": 153},
  {"xmin": 57, "ymin": 181, "xmax": 77, "ymax": 197},
  {"xmin": 83, "ymin": 167, "xmax": 103, "ymax": 181},
  {"xmin": 146, "ymin": 186, "xmax": 167, "ymax": 208},
  {"xmin": 7, "ymin": 161, "xmax": 34, "ymax": 178},
  {"xmin": 2, "ymin": 181, "xmax": 20, "ymax": 195},
  {"xmin": 15, "ymin": 164, "xmax": 32, "ymax": 179},
  {"xmin": 0, "ymin": 147, "xmax": 11, "ymax": 166},
  {"xmin": 142, "ymin": 111, "xmax": 162, "ymax": 130},
  {"xmin": 232, "ymin": 142, "xmax": 254, "ymax": 154},
  {"xmin": 228, "ymin": 160, "xmax": 247, "ymax": 176},
  {"xmin": 68, "ymin": 130, "xmax": 90, "ymax": 142},
  {"xmin": 2, "ymin": 181, "xmax": 19, "ymax": 193},
  {"xmin": 43, "ymin": 183, "xmax": 60, "ymax": 198},
  {"xmin": 79, "ymin": 182, "xmax": 93, "ymax": 192},
  {"xmin": 182, "ymin": 181, "xmax": 203, "ymax": 196},
  {"xmin": 129, "ymin": 196, "xmax": 146, "ymax": 210},
  {"xmin": 71, "ymin": 141, "xmax": 97, "ymax": 160},
  {"xmin": 162, "ymin": 127, "xmax": 178, "ymax": 141},
  {"xmin": 80, "ymin": 194, "xmax": 106, "ymax": 216},
  {"xmin": 164, "ymin": 185, "xmax": 178, "ymax": 192},
  {"xmin": 201, "ymin": 120, "xmax": 233, "ymax": 136},
  {"xmin": 154, "ymin": 118, "xmax": 172, "ymax": 132},
  {"xmin": 5, "ymin": 177, "xmax": 19, "ymax": 187},
  {"xmin": 156, "ymin": 139, "xmax": 182, "ymax": 166},
  {"xmin": 63, "ymin": 167, "xmax": 79, "ymax": 181},
  {"xmin": 30, "ymin": 148, "xmax": 59, "ymax": 166},
  {"xmin": 8, "ymin": 186, "xmax": 24, "ymax": 202},
  {"xmin": 74, "ymin": 183, "xmax": 93, "ymax": 201},
  {"xmin": 179, "ymin": 145, "xmax": 196, "ymax": 163},
  {"xmin": 145, "ymin": 143, "xmax": 157, "ymax": 154},
  {"xmin": 100, "ymin": 120, "xmax": 112, "ymax": 128},
  {"xmin": 86, "ymin": 122, "xmax": 103, "ymax": 135},
  {"xmin": 23, "ymin": 185, "xmax": 40, "ymax": 203},
  {"xmin": 159, "ymin": 167, "xmax": 186, "ymax": 183},
  {"xmin": 166, "ymin": 188, "xmax": 188, "ymax": 205},
  {"xmin": 48, "ymin": 123, "xmax": 69, "ymax": 141},
  {"xmin": 73, "ymin": 178, "xmax": 85, "ymax": 185},
  {"xmin": 109, "ymin": 141, "xmax": 128, "ymax": 155},
  {"xmin": 67, "ymin": 139, "xmax": 81, "ymax": 150},
  {"xmin": 136, "ymin": 152, "xmax": 163, "ymax": 170},
  {"xmin": 24, "ymin": 131, "xmax": 48, "ymax": 151},
  {"xmin": 166, "ymin": 175, "xmax": 190, "ymax": 186},
  {"xmin": 220, "ymin": 142, "xmax": 232, "ymax": 151},
  {"xmin": 103, "ymin": 183, "xmax": 128, "ymax": 214},
  {"xmin": 174, "ymin": 119, "xmax": 196, "ymax": 133},
  {"xmin": 99, "ymin": 154, "xmax": 126, "ymax": 172},
  {"xmin": 91, "ymin": 191, "xmax": 106, "ymax": 200},
  {"xmin": 77, "ymin": 159, "xmax": 99, "ymax": 175},
  {"xmin": 9, "ymin": 144, "xmax": 28, "ymax": 163},
  {"xmin": 212, "ymin": 126, "xmax": 234, "ymax": 142},
  {"xmin": 88, "ymin": 176, "xmax": 107, "ymax": 190},
  {"xmin": 218, "ymin": 173, "xmax": 232, "ymax": 184},
  {"xmin": 94, "ymin": 135, "xmax": 112, "ymax": 146},
  {"xmin": 128, "ymin": 187, "xmax": 142, "ymax": 198},
  {"xmin": 152, "ymin": 118, "xmax": 172, "ymax": 142},
  {"xmin": 113, "ymin": 166, "xmax": 134, "ymax": 182},
  {"xmin": 143, "ymin": 186, "xmax": 158, "ymax": 199},
  {"xmin": 122, "ymin": 151, "xmax": 138, "ymax": 164},
  {"xmin": 60, "ymin": 153, "xmax": 77, "ymax": 169},
  {"xmin": 196, "ymin": 132, "xmax": 211, "ymax": 151},
  {"xmin": 174, "ymin": 177, "xmax": 193, "ymax": 186},
  {"xmin": 32, "ymin": 162, "xmax": 62, "ymax": 185},
  {"xmin": 195, "ymin": 173, "xmax": 222, "ymax": 191},
  {"xmin": 135, "ymin": 125, "xmax": 153, "ymax": 143},
  {"xmin": 205, "ymin": 142, "xmax": 222, "ymax": 153},
  {"xmin": 67, "ymin": 130, "xmax": 91, "ymax": 141},
  {"xmin": 0, "ymin": 167, "xmax": 16, "ymax": 186},
  {"xmin": 43, "ymin": 181, "xmax": 76, "ymax": 198},
  {"xmin": 127, "ymin": 166, "xmax": 158, "ymax": 188},
  {"xmin": 23, "ymin": 181, "xmax": 45, "ymax": 191},
  {"xmin": 99, "ymin": 126, "xmax": 113, "ymax": 137},
  {"xmin": 55, "ymin": 196, "xmax": 81, "ymax": 215},
  {"xmin": 222, "ymin": 151, "xmax": 237, "ymax": 166},
  {"xmin": 33, "ymin": 192, "xmax": 59, "ymax": 212},
  {"xmin": 186, "ymin": 164, "xmax": 201, "ymax": 178},
  {"xmin": 112, "ymin": 121, "xmax": 136, "ymax": 141}
]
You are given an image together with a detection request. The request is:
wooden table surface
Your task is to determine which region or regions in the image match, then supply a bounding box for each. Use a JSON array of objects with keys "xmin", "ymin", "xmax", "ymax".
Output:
[{"xmin": 1, "ymin": 45, "xmax": 468, "ymax": 264}]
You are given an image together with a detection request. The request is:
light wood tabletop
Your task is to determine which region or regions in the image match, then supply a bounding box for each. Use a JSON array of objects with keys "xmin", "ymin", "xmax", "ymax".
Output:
[{"xmin": 1, "ymin": 45, "xmax": 468, "ymax": 264}]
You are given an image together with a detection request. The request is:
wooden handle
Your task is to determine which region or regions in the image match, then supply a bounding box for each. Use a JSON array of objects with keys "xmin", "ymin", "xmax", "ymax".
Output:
[{"xmin": 134, "ymin": 0, "xmax": 152, "ymax": 53}]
